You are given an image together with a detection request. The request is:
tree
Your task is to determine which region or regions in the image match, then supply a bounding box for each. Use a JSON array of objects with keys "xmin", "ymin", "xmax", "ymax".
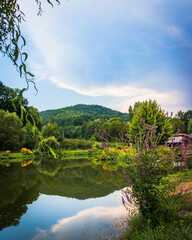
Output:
[
  {"xmin": 188, "ymin": 118, "xmax": 192, "ymax": 134},
  {"xmin": 0, "ymin": 109, "xmax": 25, "ymax": 150},
  {"xmin": 127, "ymin": 101, "xmax": 142, "ymax": 122},
  {"xmin": 0, "ymin": 0, "xmax": 60, "ymax": 85},
  {"xmin": 0, "ymin": 81, "xmax": 42, "ymax": 129},
  {"xmin": 130, "ymin": 100, "xmax": 172, "ymax": 143},
  {"xmin": 41, "ymin": 122, "xmax": 62, "ymax": 141},
  {"xmin": 0, "ymin": 81, "xmax": 28, "ymax": 116},
  {"xmin": 175, "ymin": 110, "xmax": 192, "ymax": 133}
]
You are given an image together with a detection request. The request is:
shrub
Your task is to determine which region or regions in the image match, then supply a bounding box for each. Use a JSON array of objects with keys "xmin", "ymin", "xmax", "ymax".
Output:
[{"xmin": 39, "ymin": 136, "xmax": 60, "ymax": 152}]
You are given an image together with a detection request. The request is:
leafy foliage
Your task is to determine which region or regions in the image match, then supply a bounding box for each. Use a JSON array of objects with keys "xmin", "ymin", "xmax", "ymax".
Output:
[
  {"xmin": 0, "ymin": 0, "xmax": 60, "ymax": 86},
  {"xmin": 0, "ymin": 109, "xmax": 25, "ymax": 151},
  {"xmin": 129, "ymin": 99, "xmax": 172, "ymax": 143}
]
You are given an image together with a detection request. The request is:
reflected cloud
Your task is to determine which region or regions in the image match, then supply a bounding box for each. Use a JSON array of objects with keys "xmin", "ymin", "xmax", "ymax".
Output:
[{"xmin": 32, "ymin": 204, "xmax": 134, "ymax": 240}]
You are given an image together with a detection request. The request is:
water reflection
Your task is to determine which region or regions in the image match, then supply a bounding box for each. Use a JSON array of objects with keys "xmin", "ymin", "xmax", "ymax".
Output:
[{"xmin": 0, "ymin": 159, "xmax": 127, "ymax": 239}]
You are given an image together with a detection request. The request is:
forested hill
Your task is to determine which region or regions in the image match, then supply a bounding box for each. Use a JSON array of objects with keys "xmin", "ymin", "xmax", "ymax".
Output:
[
  {"xmin": 40, "ymin": 104, "xmax": 127, "ymax": 120},
  {"xmin": 40, "ymin": 104, "xmax": 128, "ymax": 139}
]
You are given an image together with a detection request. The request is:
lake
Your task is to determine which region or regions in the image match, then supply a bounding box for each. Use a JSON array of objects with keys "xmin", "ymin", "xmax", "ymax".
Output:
[{"xmin": 0, "ymin": 159, "xmax": 129, "ymax": 240}]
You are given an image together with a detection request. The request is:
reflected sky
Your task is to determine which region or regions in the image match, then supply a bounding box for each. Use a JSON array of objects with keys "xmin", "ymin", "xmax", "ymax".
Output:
[{"xmin": 0, "ymin": 190, "xmax": 131, "ymax": 240}]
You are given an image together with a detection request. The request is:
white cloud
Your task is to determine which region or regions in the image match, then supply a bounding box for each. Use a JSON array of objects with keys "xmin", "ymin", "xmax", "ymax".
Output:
[{"xmin": 18, "ymin": 0, "xmax": 191, "ymax": 113}]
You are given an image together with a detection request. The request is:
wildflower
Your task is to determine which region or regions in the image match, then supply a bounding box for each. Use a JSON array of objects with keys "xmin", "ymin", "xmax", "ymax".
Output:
[
  {"xmin": 142, "ymin": 120, "xmax": 145, "ymax": 125},
  {"xmin": 90, "ymin": 148, "xmax": 95, "ymax": 152},
  {"xmin": 94, "ymin": 128, "xmax": 97, "ymax": 132},
  {"xmin": 118, "ymin": 133, "xmax": 121, "ymax": 136},
  {"xmin": 128, "ymin": 180, "xmax": 132, "ymax": 183},
  {"xmin": 142, "ymin": 170, "xmax": 145, "ymax": 174},
  {"xmin": 173, "ymin": 123, "xmax": 175, "ymax": 127},
  {"xmin": 6, "ymin": 150, "xmax": 11, "ymax": 153},
  {"xmin": 137, "ymin": 155, "xmax": 140, "ymax": 158},
  {"xmin": 103, "ymin": 130, "xmax": 106, "ymax": 135},
  {"xmin": 177, "ymin": 128, "xmax": 180, "ymax": 132},
  {"xmin": 126, "ymin": 194, "xmax": 129, "ymax": 201},
  {"xmin": 136, "ymin": 202, "xmax": 140, "ymax": 205},
  {"xmin": 151, "ymin": 149, "xmax": 154, "ymax": 152},
  {"xmin": 103, "ymin": 165, "xmax": 107, "ymax": 171},
  {"xmin": 143, "ymin": 200, "xmax": 146, "ymax": 203},
  {"xmin": 159, "ymin": 175, "xmax": 162, "ymax": 178},
  {"xmin": 132, "ymin": 191, "xmax": 135, "ymax": 194},
  {"xmin": 126, "ymin": 133, "xmax": 129, "ymax": 137},
  {"xmin": 124, "ymin": 175, "xmax": 127, "ymax": 179},
  {"xmin": 158, "ymin": 132, "xmax": 161, "ymax": 135},
  {"xmin": 142, "ymin": 166, "xmax": 145, "ymax": 169},
  {"xmin": 150, "ymin": 170, "xmax": 152, "ymax": 173},
  {"xmin": 137, "ymin": 138, "xmax": 140, "ymax": 140},
  {"xmin": 125, "ymin": 122, "xmax": 128, "ymax": 127}
]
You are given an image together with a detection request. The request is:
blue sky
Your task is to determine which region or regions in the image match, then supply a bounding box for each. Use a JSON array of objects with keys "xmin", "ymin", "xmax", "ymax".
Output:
[{"xmin": 0, "ymin": 0, "xmax": 192, "ymax": 114}]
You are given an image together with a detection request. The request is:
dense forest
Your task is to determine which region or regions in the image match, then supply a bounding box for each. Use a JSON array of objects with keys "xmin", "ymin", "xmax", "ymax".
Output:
[{"xmin": 0, "ymin": 81, "xmax": 192, "ymax": 151}]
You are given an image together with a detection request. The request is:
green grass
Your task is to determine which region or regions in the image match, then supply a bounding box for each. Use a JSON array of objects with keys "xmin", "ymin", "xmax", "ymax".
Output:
[{"xmin": 120, "ymin": 168, "xmax": 192, "ymax": 240}]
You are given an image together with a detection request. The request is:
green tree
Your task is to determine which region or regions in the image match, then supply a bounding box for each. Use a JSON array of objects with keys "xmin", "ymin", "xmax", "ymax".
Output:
[
  {"xmin": 188, "ymin": 118, "xmax": 192, "ymax": 134},
  {"xmin": 127, "ymin": 101, "xmax": 142, "ymax": 122},
  {"xmin": 0, "ymin": 109, "xmax": 25, "ymax": 150},
  {"xmin": 0, "ymin": 81, "xmax": 28, "ymax": 116},
  {"xmin": 171, "ymin": 118, "xmax": 186, "ymax": 133},
  {"xmin": 28, "ymin": 106, "xmax": 43, "ymax": 130},
  {"xmin": 130, "ymin": 100, "xmax": 172, "ymax": 143},
  {"xmin": 41, "ymin": 123, "xmax": 62, "ymax": 141},
  {"xmin": 175, "ymin": 110, "xmax": 192, "ymax": 133}
]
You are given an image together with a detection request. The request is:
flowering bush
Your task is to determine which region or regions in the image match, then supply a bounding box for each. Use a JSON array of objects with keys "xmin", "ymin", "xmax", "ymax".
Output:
[{"xmin": 100, "ymin": 123, "xmax": 185, "ymax": 226}]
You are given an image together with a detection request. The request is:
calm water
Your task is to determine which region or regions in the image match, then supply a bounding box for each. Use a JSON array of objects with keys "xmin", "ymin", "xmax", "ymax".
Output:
[{"xmin": 0, "ymin": 159, "xmax": 128, "ymax": 240}]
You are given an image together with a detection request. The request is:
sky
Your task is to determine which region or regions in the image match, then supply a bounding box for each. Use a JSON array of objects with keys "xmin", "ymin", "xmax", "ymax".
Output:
[{"xmin": 0, "ymin": 0, "xmax": 192, "ymax": 114}]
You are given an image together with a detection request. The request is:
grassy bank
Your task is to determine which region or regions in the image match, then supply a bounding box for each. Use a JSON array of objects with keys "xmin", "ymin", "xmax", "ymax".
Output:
[{"xmin": 120, "ymin": 169, "xmax": 192, "ymax": 240}]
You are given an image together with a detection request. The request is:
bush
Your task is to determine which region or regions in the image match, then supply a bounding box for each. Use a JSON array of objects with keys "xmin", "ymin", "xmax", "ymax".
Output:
[{"xmin": 39, "ymin": 136, "xmax": 60, "ymax": 152}]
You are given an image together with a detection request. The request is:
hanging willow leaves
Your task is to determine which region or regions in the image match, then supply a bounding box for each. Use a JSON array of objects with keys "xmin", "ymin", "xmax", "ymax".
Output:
[{"xmin": 0, "ymin": 0, "xmax": 60, "ymax": 158}]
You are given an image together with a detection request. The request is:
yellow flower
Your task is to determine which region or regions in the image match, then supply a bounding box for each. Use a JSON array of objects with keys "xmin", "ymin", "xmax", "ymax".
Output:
[
  {"xmin": 5, "ymin": 163, "xmax": 10, "ymax": 167},
  {"xmin": 6, "ymin": 150, "xmax": 11, "ymax": 153},
  {"xmin": 103, "ymin": 165, "xmax": 107, "ymax": 171}
]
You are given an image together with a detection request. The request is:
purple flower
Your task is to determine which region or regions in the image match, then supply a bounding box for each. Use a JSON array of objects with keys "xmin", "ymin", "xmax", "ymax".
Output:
[
  {"xmin": 150, "ymin": 170, "xmax": 152, "ymax": 173},
  {"xmin": 94, "ymin": 128, "xmax": 97, "ymax": 132},
  {"xmin": 124, "ymin": 175, "xmax": 127, "ymax": 179},
  {"xmin": 137, "ymin": 155, "xmax": 140, "ymax": 158},
  {"xmin": 180, "ymin": 187, "xmax": 183, "ymax": 190},
  {"xmin": 171, "ymin": 112, "xmax": 173, "ymax": 117},
  {"xmin": 103, "ymin": 130, "xmax": 106, "ymax": 135},
  {"xmin": 142, "ymin": 120, "xmax": 145, "ymax": 125},
  {"xmin": 126, "ymin": 194, "xmax": 129, "ymax": 201},
  {"xmin": 177, "ymin": 128, "xmax": 180, "ymax": 132},
  {"xmin": 125, "ymin": 122, "xmax": 128, "ymax": 127},
  {"xmin": 126, "ymin": 133, "xmax": 129, "ymax": 137},
  {"xmin": 173, "ymin": 123, "xmax": 175, "ymax": 127},
  {"xmin": 123, "ymin": 171, "xmax": 126, "ymax": 174},
  {"xmin": 136, "ymin": 202, "xmax": 140, "ymax": 205},
  {"xmin": 158, "ymin": 132, "xmax": 161, "ymax": 136},
  {"xmin": 142, "ymin": 170, "xmax": 146, "ymax": 174},
  {"xmin": 137, "ymin": 138, "xmax": 140, "ymax": 140},
  {"xmin": 132, "ymin": 191, "xmax": 135, "ymax": 194},
  {"xmin": 159, "ymin": 175, "xmax": 162, "ymax": 178},
  {"xmin": 122, "ymin": 197, "xmax": 125, "ymax": 205},
  {"xmin": 142, "ymin": 166, "xmax": 145, "ymax": 169},
  {"xmin": 143, "ymin": 200, "xmax": 146, "ymax": 203},
  {"xmin": 151, "ymin": 149, "xmax": 154, "ymax": 152},
  {"xmin": 128, "ymin": 180, "xmax": 132, "ymax": 183},
  {"xmin": 118, "ymin": 133, "xmax": 121, "ymax": 136},
  {"xmin": 90, "ymin": 148, "xmax": 95, "ymax": 152}
]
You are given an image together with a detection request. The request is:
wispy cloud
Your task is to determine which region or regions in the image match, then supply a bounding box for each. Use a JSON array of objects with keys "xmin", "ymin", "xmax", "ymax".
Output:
[{"xmin": 19, "ymin": 0, "xmax": 192, "ymax": 112}]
